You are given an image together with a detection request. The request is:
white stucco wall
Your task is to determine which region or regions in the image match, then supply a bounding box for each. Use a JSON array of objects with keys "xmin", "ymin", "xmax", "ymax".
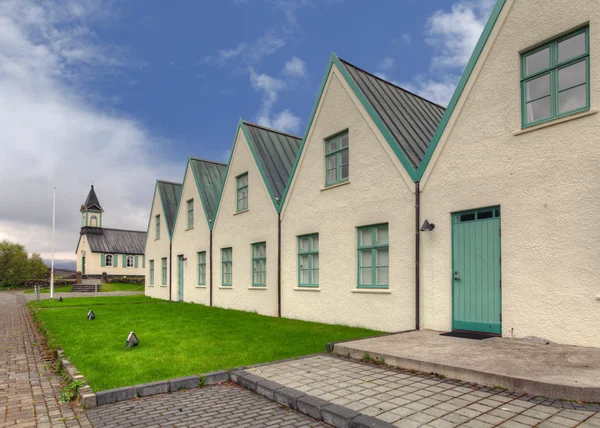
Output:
[
  {"xmin": 171, "ymin": 165, "xmax": 211, "ymax": 305},
  {"xmin": 420, "ymin": 0, "xmax": 600, "ymax": 347},
  {"xmin": 212, "ymin": 130, "xmax": 280, "ymax": 316},
  {"xmin": 145, "ymin": 187, "xmax": 171, "ymax": 300},
  {"xmin": 76, "ymin": 234, "xmax": 145, "ymax": 277},
  {"xmin": 280, "ymin": 65, "xmax": 417, "ymax": 332}
]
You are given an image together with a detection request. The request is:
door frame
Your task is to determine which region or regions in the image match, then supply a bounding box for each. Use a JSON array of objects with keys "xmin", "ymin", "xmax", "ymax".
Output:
[
  {"xmin": 451, "ymin": 206, "xmax": 502, "ymax": 334},
  {"xmin": 177, "ymin": 255, "xmax": 184, "ymax": 302}
]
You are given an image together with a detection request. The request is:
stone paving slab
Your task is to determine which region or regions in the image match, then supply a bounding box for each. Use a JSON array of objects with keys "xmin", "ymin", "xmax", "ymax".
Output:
[
  {"xmin": 0, "ymin": 291, "xmax": 91, "ymax": 427},
  {"xmin": 86, "ymin": 384, "xmax": 327, "ymax": 427},
  {"xmin": 247, "ymin": 355, "xmax": 600, "ymax": 427}
]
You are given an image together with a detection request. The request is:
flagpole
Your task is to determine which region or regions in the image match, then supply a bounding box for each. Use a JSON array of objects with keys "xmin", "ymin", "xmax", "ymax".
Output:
[{"xmin": 50, "ymin": 186, "xmax": 56, "ymax": 300}]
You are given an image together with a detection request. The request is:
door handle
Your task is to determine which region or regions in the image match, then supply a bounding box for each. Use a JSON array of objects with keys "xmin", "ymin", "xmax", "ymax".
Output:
[
  {"xmin": 453, "ymin": 271, "xmax": 460, "ymax": 281},
  {"xmin": 454, "ymin": 277, "xmax": 460, "ymax": 281}
]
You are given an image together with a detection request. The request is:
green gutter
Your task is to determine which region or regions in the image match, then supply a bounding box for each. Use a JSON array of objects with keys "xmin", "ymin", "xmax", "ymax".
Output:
[{"xmin": 416, "ymin": 0, "xmax": 507, "ymax": 181}]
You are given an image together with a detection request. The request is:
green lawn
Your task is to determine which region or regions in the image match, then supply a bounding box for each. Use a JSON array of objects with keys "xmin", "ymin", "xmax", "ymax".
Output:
[
  {"xmin": 24, "ymin": 283, "xmax": 144, "ymax": 294},
  {"xmin": 31, "ymin": 297, "xmax": 382, "ymax": 391}
]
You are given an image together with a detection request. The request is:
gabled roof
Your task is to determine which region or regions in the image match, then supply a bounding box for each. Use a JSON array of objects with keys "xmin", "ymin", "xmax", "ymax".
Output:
[
  {"xmin": 82, "ymin": 227, "xmax": 146, "ymax": 255},
  {"xmin": 81, "ymin": 185, "xmax": 103, "ymax": 212},
  {"xmin": 240, "ymin": 120, "xmax": 302, "ymax": 207},
  {"xmin": 157, "ymin": 180, "xmax": 182, "ymax": 237},
  {"xmin": 189, "ymin": 158, "xmax": 227, "ymax": 226},
  {"xmin": 339, "ymin": 59, "xmax": 446, "ymax": 169}
]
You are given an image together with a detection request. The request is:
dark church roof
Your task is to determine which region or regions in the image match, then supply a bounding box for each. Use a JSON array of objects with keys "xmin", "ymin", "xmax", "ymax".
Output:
[
  {"xmin": 81, "ymin": 227, "xmax": 146, "ymax": 255},
  {"xmin": 81, "ymin": 185, "xmax": 103, "ymax": 212},
  {"xmin": 338, "ymin": 58, "xmax": 446, "ymax": 169},
  {"xmin": 157, "ymin": 180, "xmax": 182, "ymax": 237}
]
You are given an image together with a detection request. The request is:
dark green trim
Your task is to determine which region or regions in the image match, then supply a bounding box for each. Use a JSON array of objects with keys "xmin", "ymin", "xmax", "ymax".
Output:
[
  {"xmin": 417, "ymin": 0, "xmax": 507, "ymax": 180},
  {"xmin": 155, "ymin": 214, "xmax": 161, "ymax": 240},
  {"xmin": 236, "ymin": 172, "xmax": 249, "ymax": 212},
  {"xmin": 161, "ymin": 257, "xmax": 167, "ymax": 285},
  {"xmin": 251, "ymin": 242, "xmax": 266, "ymax": 287},
  {"xmin": 324, "ymin": 131, "xmax": 349, "ymax": 186},
  {"xmin": 197, "ymin": 251, "xmax": 206, "ymax": 285},
  {"xmin": 453, "ymin": 320, "xmax": 501, "ymax": 335},
  {"xmin": 298, "ymin": 234, "xmax": 319, "ymax": 288},
  {"xmin": 520, "ymin": 27, "xmax": 590, "ymax": 128},
  {"xmin": 221, "ymin": 247, "xmax": 232, "ymax": 286},
  {"xmin": 149, "ymin": 259, "xmax": 154, "ymax": 286}
]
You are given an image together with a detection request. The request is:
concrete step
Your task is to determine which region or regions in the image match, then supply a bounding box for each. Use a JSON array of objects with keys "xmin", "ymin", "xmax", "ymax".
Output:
[{"xmin": 71, "ymin": 285, "xmax": 100, "ymax": 292}]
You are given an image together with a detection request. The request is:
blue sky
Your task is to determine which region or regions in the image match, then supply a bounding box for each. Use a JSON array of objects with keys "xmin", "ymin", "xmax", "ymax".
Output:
[{"xmin": 0, "ymin": 0, "xmax": 494, "ymax": 259}]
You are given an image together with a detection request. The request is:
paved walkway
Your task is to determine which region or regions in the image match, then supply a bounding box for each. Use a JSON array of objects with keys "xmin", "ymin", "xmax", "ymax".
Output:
[
  {"xmin": 248, "ymin": 355, "xmax": 600, "ymax": 427},
  {"xmin": 0, "ymin": 291, "xmax": 91, "ymax": 428},
  {"xmin": 87, "ymin": 384, "xmax": 326, "ymax": 427}
]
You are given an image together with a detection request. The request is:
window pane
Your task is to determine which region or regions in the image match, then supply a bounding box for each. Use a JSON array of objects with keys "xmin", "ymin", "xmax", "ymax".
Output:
[
  {"xmin": 376, "ymin": 227, "xmax": 388, "ymax": 245},
  {"xmin": 340, "ymin": 134, "xmax": 349, "ymax": 148},
  {"xmin": 360, "ymin": 229, "xmax": 372, "ymax": 247},
  {"xmin": 558, "ymin": 60, "xmax": 586, "ymax": 90},
  {"xmin": 558, "ymin": 32, "xmax": 586, "ymax": 63},
  {"xmin": 526, "ymin": 74, "xmax": 550, "ymax": 101},
  {"xmin": 361, "ymin": 268, "xmax": 372, "ymax": 285},
  {"xmin": 327, "ymin": 169, "xmax": 336, "ymax": 183},
  {"xmin": 341, "ymin": 149, "xmax": 349, "ymax": 165},
  {"xmin": 327, "ymin": 140, "xmax": 337, "ymax": 153},
  {"xmin": 299, "ymin": 255, "xmax": 308, "ymax": 269},
  {"xmin": 300, "ymin": 269, "xmax": 309, "ymax": 284},
  {"xmin": 311, "ymin": 235, "xmax": 318, "ymax": 251},
  {"xmin": 299, "ymin": 237, "xmax": 308, "ymax": 252},
  {"xmin": 311, "ymin": 254, "xmax": 319, "ymax": 269},
  {"xmin": 360, "ymin": 249, "xmax": 372, "ymax": 267},
  {"xmin": 376, "ymin": 267, "xmax": 389, "ymax": 284},
  {"xmin": 376, "ymin": 249, "xmax": 389, "ymax": 266},
  {"xmin": 525, "ymin": 47, "xmax": 550, "ymax": 75},
  {"xmin": 327, "ymin": 155, "xmax": 336, "ymax": 169},
  {"xmin": 311, "ymin": 269, "xmax": 319, "ymax": 285},
  {"xmin": 559, "ymin": 85, "xmax": 586, "ymax": 113},
  {"xmin": 526, "ymin": 96, "xmax": 552, "ymax": 122},
  {"xmin": 341, "ymin": 164, "xmax": 349, "ymax": 179}
]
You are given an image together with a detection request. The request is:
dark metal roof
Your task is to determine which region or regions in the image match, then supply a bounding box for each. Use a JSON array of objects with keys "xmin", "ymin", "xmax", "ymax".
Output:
[
  {"xmin": 157, "ymin": 180, "xmax": 182, "ymax": 236},
  {"xmin": 189, "ymin": 158, "xmax": 227, "ymax": 223},
  {"xmin": 339, "ymin": 58, "xmax": 446, "ymax": 169},
  {"xmin": 82, "ymin": 227, "xmax": 147, "ymax": 255},
  {"xmin": 242, "ymin": 121, "xmax": 302, "ymax": 202},
  {"xmin": 81, "ymin": 185, "xmax": 103, "ymax": 212}
]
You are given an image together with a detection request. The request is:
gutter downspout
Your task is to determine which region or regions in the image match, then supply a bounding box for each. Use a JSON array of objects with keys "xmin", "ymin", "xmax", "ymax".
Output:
[
  {"xmin": 209, "ymin": 226, "xmax": 213, "ymax": 307},
  {"xmin": 277, "ymin": 211, "xmax": 282, "ymax": 318},
  {"xmin": 415, "ymin": 181, "xmax": 420, "ymax": 330},
  {"xmin": 169, "ymin": 242, "xmax": 172, "ymax": 302}
]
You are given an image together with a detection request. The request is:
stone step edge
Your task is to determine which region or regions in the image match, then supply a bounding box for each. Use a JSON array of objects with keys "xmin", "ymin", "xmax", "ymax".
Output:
[
  {"xmin": 231, "ymin": 369, "xmax": 396, "ymax": 428},
  {"xmin": 331, "ymin": 343, "xmax": 600, "ymax": 403}
]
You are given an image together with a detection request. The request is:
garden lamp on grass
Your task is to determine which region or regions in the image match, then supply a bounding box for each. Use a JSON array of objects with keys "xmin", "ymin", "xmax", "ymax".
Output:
[
  {"xmin": 87, "ymin": 310, "xmax": 95, "ymax": 320},
  {"xmin": 125, "ymin": 332, "xmax": 139, "ymax": 349}
]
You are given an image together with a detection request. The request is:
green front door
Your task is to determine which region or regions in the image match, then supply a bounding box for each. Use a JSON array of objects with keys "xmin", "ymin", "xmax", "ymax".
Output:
[
  {"xmin": 178, "ymin": 255, "xmax": 184, "ymax": 302},
  {"xmin": 452, "ymin": 207, "xmax": 501, "ymax": 334},
  {"xmin": 82, "ymin": 256, "xmax": 85, "ymax": 275}
]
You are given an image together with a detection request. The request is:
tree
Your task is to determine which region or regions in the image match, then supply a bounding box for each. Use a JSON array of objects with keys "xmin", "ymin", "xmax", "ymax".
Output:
[{"xmin": 0, "ymin": 240, "xmax": 49, "ymax": 287}]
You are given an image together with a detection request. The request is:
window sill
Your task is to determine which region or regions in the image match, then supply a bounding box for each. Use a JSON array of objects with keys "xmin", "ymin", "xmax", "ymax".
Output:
[
  {"xmin": 195, "ymin": 285, "xmax": 207, "ymax": 288},
  {"xmin": 514, "ymin": 109, "xmax": 598, "ymax": 135},
  {"xmin": 234, "ymin": 209, "xmax": 249, "ymax": 216},
  {"xmin": 154, "ymin": 238, "xmax": 161, "ymax": 241},
  {"xmin": 160, "ymin": 285, "xmax": 168, "ymax": 287},
  {"xmin": 321, "ymin": 180, "xmax": 350, "ymax": 192},
  {"xmin": 185, "ymin": 227, "xmax": 194, "ymax": 231},
  {"xmin": 351, "ymin": 289, "xmax": 391, "ymax": 294},
  {"xmin": 218, "ymin": 286, "xmax": 232, "ymax": 289},
  {"xmin": 294, "ymin": 287, "xmax": 320, "ymax": 292},
  {"xmin": 248, "ymin": 286, "xmax": 267, "ymax": 290}
]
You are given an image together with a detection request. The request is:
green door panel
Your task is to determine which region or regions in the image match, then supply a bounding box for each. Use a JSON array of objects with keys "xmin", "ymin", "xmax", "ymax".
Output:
[
  {"xmin": 452, "ymin": 207, "xmax": 501, "ymax": 335},
  {"xmin": 178, "ymin": 256, "xmax": 184, "ymax": 302},
  {"xmin": 82, "ymin": 257, "xmax": 86, "ymax": 275}
]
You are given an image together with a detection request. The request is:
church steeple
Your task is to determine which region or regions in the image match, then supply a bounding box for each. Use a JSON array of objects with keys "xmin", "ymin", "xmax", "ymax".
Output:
[{"xmin": 80, "ymin": 185, "xmax": 103, "ymax": 228}]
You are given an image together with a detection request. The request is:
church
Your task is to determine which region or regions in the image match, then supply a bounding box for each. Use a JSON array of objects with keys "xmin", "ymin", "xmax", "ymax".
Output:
[{"xmin": 75, "ymin": 185, "xmax": 147, "ymax": 278}]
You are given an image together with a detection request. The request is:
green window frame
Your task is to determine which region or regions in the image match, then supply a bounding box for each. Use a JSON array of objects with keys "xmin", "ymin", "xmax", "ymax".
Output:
[
  {"xmin": 357, "ymin": 224, "xmax": 389, "ymax": 289},
  {"xmin": 187, "ymin": 199, "xmax": 194, "ymax": 229},
  {"xmin": 155, "ymin": 215, "xmax": 161, "ymax": 239},
  {"xmin": 236, "ymin": 173, "xmax": 248, "ymax": 212},
  {"xmin": 325, "ymin": 131, "xmax": 349, "ymax": 186},
  {"xmin": 221, "ymin": 248, "xmax": 232, "ymax": 286},
  {"xmin": 197, "ymin": 251, "xmax": 206, "ymax": 285},
  {"xmin": 149, "ymin": 260, "xmax": 154, "ymax": 286},
  {"xmin": 251, "ymin": 242, "xmax": 266, "ymax": 287},
  {"xmin": 521, "ymin": 27, "xmax": 589, "ymax": 128},
  {"xmin": 161, "ymin": 257, "xmax": 167, "ymax": 285},
  {"xmin": 298, "ymin": 234, "xmax": 319, "ymax": 287}
]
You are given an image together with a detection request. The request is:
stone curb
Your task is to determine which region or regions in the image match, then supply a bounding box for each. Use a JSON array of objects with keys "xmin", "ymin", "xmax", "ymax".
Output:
[
  {"xmin": 231, "ymin": 370, "xmax": 396, "ymax": 428},
  {"xmin": 54, "ymin": 349, "xmax": 97, "ymax": 409}
]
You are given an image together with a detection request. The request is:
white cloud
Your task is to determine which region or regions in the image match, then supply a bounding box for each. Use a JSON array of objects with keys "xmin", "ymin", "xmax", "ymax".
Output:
[
  {"xmin": 379, "ymin": 57, "xmax": 394, "ymax": 70},
  {"xmin": 406, "ymin": 0, "xmax": 494, "ymax": 106},
  {"xmin": 0, "ymin": 0, "xmax": 182, "ymax": 261},
  {"xmin": 203, "ymin": 32, "xmax": 285, "ymax": 67},
  {"xmin": 283, "ymin": 56, "xmax": 306, "ymax": 78},
  {"xmin": 260, "ymin": 110, "xmax": 301, "ymax": 134},
  {"xmin": 394, "ymin": 33, "xmax": 412, "ymax": 45}
]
